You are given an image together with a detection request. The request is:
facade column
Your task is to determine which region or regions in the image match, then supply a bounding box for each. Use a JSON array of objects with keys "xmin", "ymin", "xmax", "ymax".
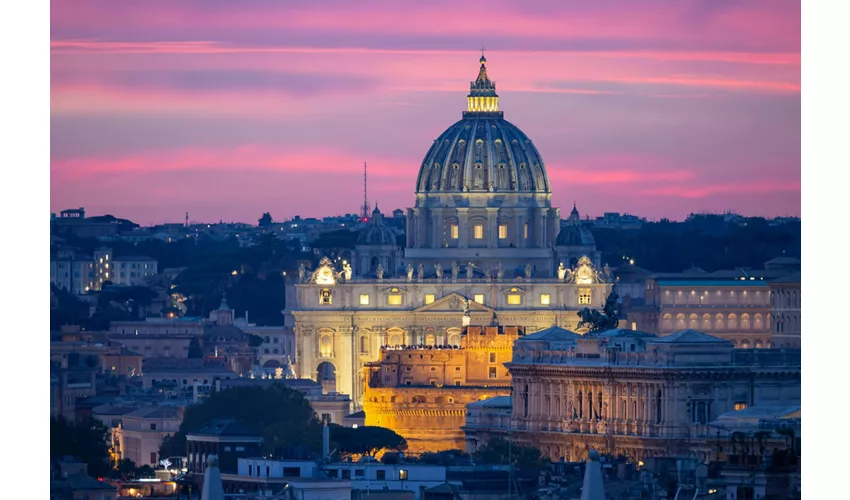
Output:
[
  {"xmin": 432, "ymin": 210, "xmax": 442, "ymax": 249},
  {"xmin": 515, "ymin": 211, "xmax": 526, "ymax": 249},
  {"xmin": 487, "ymin": 208, "xmax": 499, "ymax": 248},
  {"xmin": 536, "ymin": 209, "xmax": 547, "ymax": 248},
  {"xmin": 405, "ymin": 209, "xmax": 415, "ymax": 248},
  {"xmin": 457, "ymin": 208, "xmax": 469, "ymax": 249}
]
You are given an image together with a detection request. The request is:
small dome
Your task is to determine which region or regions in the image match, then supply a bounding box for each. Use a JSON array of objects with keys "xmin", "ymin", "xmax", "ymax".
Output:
[
  {"xmin": 556, "ymin": 204, "xmax": 595, "ymax": 246},
  {"xmin": 357, "ymin": 208, "xmax": 396, "ymax": 246},
  {"xmin": 556, "ymin": 224, "xmax": 595, "ymax": 246}
]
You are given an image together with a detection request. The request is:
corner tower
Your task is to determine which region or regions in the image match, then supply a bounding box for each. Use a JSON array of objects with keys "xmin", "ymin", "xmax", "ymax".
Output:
[{"xmin": 406, "ymin": 56, "xmax": 559, "ymax": 277}]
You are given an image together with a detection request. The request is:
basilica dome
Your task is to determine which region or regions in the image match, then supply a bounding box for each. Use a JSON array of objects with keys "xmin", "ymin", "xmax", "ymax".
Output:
[{"xmin": 415, "ymin": 56, "xmax": 550, "ymax": 195}]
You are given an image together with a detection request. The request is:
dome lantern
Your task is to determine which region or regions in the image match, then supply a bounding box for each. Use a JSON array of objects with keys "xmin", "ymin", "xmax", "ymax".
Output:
[{"xmin": 467, "ymin": 54, "xmax": 500, "ymax": 114}]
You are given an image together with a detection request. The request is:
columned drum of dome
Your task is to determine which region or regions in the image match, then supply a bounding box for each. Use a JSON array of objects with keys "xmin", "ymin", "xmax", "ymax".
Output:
[{"xmin": 406, "ymin": 56, "xmax": 559, "ymax": 276}]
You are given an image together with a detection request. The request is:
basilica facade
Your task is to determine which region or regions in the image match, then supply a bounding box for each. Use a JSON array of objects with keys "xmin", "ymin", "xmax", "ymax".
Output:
[{"xmin": 283, "ymin": 56, "xmax": 614, "ymax": 406}]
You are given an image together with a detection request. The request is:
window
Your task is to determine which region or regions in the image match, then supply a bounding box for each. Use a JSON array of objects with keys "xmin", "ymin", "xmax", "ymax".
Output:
[
  {"xmin": 376, "ymin": 470, "xmax": 386, "ymax": 481},
  {"xmin": 326, "ymin": 469, "xmax": 338, "ymax": 478},
  {"xmin": 489, "ymin": 352, "xmax": 496, "ymax": 363},
  {"xmin": 388, "ymin": 295, "xmax": 402, "ymax": 305},
  {"xmin": 405, "ymin": 366, "xmax": 412, "ymax": 372},
  {"xmin": 359, "ymin": 294, "xmax": 370, "ymax": 305},
  {"xmin": 524, "ymin": 223, "xmax": 529, "ymax": 239},
  {"xmin": 319, "ymin": 334, "xmax": 333, "ymax": 357},
  {"xmin": 150, "ymin": 423, "xmax": 157, "ymax": 430},
  {"xmin": 578, "ymin": 288, "xmax": 592, "ymax": 305},
  {"xmin": 249, "ymin": 465, "xmax": 253, "ymax": 476},
  {"xmin": 734, "ymin": 401, "xmax": 748, "ymax": 411},
  {"xmin": 319, "ymin": 288, "xmax": 332, "ymax": 305},
  {"xmin": 342, "ymin": 469, "xmax": 351, "ymax": 479},
  {"xmin": 474, "ymin": 294, "xmax": 485, "ymax": 304},
  {"xmin": 631, "ymin": 321, "xmax": 637, "ymax": 331},
  {"xmin": 474, "ymin": 225, "xmax": 484, "ymax": 239},
  {"xmin": 498, "ymin": 224, "xmax": 508, "ymax": 239},
  {"xmin": 450, "ymin": 224, "xmax": 459, "ymax": 239},
  {"xmin": 355, "ymin": 469, "xmax": 365, "ymax": 477},
  {"xmin": 540, "ymin": 294, "xmax": 551, "ymax": 305},
  {"xmin": 224, "ymin": 446, "xmax": 232, "ymax": 452},
  {"xmin": 488, "ymin": 367, "xmax": 497, "ymax": 379},
  {"xmin": 283, "ymin": 467, "xmax": 301, "ymax": 478},
  {"xmin": 507, "ymin": 294, "xmax": 521, "ymax": 305},
  {"xmin": 321, "ymin": 413, "xmax": 332, "ymax": 423},
  {"xmin": 425, "ymin": 294, "xmax": 435, "ymax": 304},
  {"xmin": 151, "ymin": 452, "xmax": 157, "ymax": 464},
  {"xmin": 455, "ymin": 366, "xmax": 461, "ymax": 371}
]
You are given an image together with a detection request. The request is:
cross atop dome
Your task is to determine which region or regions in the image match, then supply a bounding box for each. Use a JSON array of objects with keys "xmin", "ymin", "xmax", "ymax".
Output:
[{"xmin": 467, "ymin": 52, "xmax": 499, "ymax": 114}]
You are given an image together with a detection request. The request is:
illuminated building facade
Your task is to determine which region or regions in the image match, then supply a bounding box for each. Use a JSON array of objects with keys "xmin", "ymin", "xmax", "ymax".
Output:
[
  {"xmin": 463, "ymin": 328, "xmax": 801, "ymax": 462},
  {"xmin": 284, "ymin": 56, "xmax": 614, "ymax": 407},
  {"xmin": 362, "ymin": 325, "xmax": 521, "ymax": 452}
]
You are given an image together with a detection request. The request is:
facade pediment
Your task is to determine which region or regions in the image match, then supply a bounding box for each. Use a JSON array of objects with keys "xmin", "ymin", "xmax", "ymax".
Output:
[
  {"xmin": 413, "ymin": 292, "xmax": 493, "ymax": 313},
  {"xmin": 380, "ymin": 286, "xmax": 409, "ymax": 295}
]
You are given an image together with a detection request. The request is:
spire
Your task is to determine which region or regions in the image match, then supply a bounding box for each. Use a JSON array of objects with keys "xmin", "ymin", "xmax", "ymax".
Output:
[
  {"xmin": 361, "ymin": 162, "xmax": 370, "ymax": 219},
  {"xmin": 580, "ymin": 449, "xmax": 606, "ymax": 500},
  {"xmin": 569, "ymin": 202, "xmax": 581, "ymax": 224},
  {"xmin": 467, "ymin": 52, "xmax": 499, "ymax": 114}
]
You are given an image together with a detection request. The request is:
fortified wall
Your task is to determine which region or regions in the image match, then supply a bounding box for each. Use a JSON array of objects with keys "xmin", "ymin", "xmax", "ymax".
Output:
[{"xmin": 362, "ymin": 325, "xmax": 523, "ymax": 452}]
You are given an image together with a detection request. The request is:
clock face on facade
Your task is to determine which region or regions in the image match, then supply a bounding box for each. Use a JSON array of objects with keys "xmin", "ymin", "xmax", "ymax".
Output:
[
  {"xmin": 577, "ymin": 265, "xmax": 592, "ymax": 284},
  {"xmin": 315, "ymin": 266, "xmax": 335, "ymax": 285}
]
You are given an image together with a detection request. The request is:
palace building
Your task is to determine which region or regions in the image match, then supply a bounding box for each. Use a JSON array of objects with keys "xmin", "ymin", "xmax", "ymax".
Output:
[
  {"xmin": 283, "ymin": 56, "xmax": 614, "ymax": 407},
  {"xmin": 462, "ymin": 327, "xmax": 801, "ymax": 463}
]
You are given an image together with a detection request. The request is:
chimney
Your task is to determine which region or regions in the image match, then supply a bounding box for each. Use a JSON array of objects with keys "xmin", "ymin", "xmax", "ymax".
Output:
[
  {"xmin": 322, "ymin": 421, "xmax": 330, "ymax": 462},
  {"xmin": 245, "ymin": 310, "xmax": 249, "ymax": 324}
]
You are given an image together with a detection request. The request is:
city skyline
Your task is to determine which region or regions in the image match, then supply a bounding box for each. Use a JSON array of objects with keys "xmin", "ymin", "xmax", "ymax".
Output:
[{"xmin": 50, "ymin": 0, "xmax": 800, "ymax": 226}]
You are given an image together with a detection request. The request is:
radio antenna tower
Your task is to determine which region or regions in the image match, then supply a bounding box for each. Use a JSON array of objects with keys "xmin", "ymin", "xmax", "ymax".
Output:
[{"xmin": 360, "ymin": 162, "xmax": 371, "ymax": 219}]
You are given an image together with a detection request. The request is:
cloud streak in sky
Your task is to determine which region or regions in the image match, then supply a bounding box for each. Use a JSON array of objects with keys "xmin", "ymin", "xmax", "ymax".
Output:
[{"xmin": 50, "ymin": 0, "xmax": 800, "ymax": 224}]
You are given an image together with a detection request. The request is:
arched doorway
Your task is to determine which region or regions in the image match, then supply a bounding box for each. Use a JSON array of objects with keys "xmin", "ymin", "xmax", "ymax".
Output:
[{"xmin": 316, "ymin": 361, "xmax": 337, "ymax": 393}]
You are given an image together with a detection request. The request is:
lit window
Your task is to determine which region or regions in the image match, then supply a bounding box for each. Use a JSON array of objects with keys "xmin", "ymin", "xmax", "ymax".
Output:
[
  {"xmin": 489, "ymin": 352, "xmax": 496, "ymax": 363},
  {"xmin": 319, "ymin": 289, "xmax": 332, "ymax": 305},
  {"xmin": 105, "ymin": 255, "xmax": 109, "ymax": 261},
  {"xmin": 578, "ymin": 288, "xmax": 592, "ymax": 305},
  {"xmin": 734, "ymin": 402, "xmax": 748, "ymax": 411},
  {"xmin": 359, "ymin": 294, "xmax": 370, "ymax": 305},
  {"xmin": 474, "ymin": 294, "xmax": 485, "ymax": 304},
  {"xmin": 388, "ymin": 295, "xmax": 402, "ymax": 305},
  {"xmin": 507, "ymin": 294, "xmax": 521, "ymax": 305},
  {"xmin": 524, "ymin": 223, "xmax": 529, "ymax": 239},
  {"xmin": 105, "ymin": 272, "xmax": 109, "ymax": 279},
  {"xmin": 498, "ymin": 224, "xmax": 508, "ymax": 239},
  {"xmin": 488, "ymin": 367, "xmax": 497, "ymax": 379},
  {"xmin": 540, "ymin": 294, "xmax": 551, "ymax": 305},
  {"xmin": 450, "ymin": 224, "xmax": 459, "ymax": 239},
  {"xmin": 105, "ymin": 263, "xmax": 109, "ymax": 269},
  {"xmin": 474, "ymin": 225, "xmax": 484, "ymax": 239},
  {"xmin": 425, "ymin": 294, "xmax": 435, "ymax": 305},
  {"xmin": 319, "ymin": 334, "xmax": 333, "ymax": 357}
]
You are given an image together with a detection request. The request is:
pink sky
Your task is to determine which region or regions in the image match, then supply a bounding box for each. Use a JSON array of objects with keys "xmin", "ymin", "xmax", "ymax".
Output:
[{"xmin": 50, "ymin": 0, "xmax": 800, "ymax": 225}]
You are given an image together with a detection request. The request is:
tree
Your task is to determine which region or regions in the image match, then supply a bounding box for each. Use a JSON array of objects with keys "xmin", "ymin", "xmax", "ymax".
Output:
[
  {"xmin": 187, "ymin": 337, "xmax": 204, "ymax": 359},
  {"xmin": 164, "ymin": 384, "xmax": 322, "ymax": 458},
  {"xmin": 158, "ymin": 434, "xmax": 184, "ymax": 462},
  {"xmin": 246, "ymin": 333, "xmax": 264, "ymax": 348},
  {"xmin": 50, "ymin": 416, "xmax": 113, "ymax": 478},
  {"xmin": 258, "ymin": 212, "xmax": 273, "ymax": 227},
  {"xmin": 473, "ymin": 437, "xmax": 548, "ymax": 469},
  {"xmin": 330, "ymin": 425, "xmax": 407, "ymax": 459}
]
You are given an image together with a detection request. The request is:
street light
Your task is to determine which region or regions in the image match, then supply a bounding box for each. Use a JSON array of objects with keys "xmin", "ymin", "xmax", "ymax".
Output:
[{"xmin": 399, "ymin": 469, "xmax": 408, "ymax": 490}]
